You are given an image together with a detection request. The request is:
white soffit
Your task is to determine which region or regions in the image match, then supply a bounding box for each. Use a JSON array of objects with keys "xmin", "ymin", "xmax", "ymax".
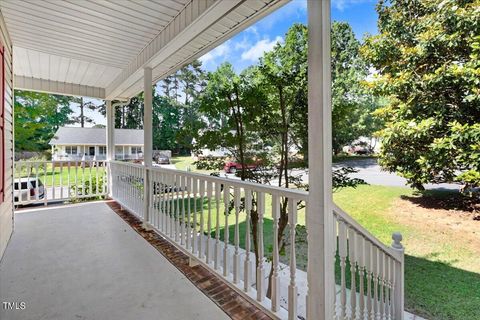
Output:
[
  {"xmin": 1, "ymin": 0, "xmax": 287, "ymax": 100},
  {"xmin": 107, "ymin": 0, "xmax": 289, "ymax": 100}
]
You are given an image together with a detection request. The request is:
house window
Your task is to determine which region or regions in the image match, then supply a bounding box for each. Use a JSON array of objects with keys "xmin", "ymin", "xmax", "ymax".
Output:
[
  {"xmin": 0, "ymin": 43, "xmax": 5, "ymax": 203},
  {"xmin": 65, "ymin": 146, "xmax": 77, "ymax": 155},
  {"xmin": 98, "ymin": 146, "xmax": 106, "ymax": 155},
  {"xmin": 131, "ymin": 146, "xmax": 142, "ymax": 154}
]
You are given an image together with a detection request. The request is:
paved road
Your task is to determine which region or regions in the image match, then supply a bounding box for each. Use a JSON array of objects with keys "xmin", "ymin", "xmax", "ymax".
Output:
[
  {"xmin": 220, "ymin": 158, "xmax": 460, "ymax": 191},
  {"xmin": 333, "ymin": 158, "xmax": 460, "ymax": 190}
]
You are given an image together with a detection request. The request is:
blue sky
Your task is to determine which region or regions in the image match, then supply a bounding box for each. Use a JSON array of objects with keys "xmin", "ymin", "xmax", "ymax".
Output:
[
  {"xmin": 81, "ymin": 0, "xmax": 379, "ymax": 126},
  {"xmin": 199, "ymin": 0, "xmax": 378, "ymax": 73}
]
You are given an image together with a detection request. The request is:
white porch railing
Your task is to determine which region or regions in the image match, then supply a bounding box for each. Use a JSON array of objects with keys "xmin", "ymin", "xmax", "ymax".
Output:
[
  {"xmin": 14, "ymin": 160, "xmax": 107, "ymax": 205},
  {"xmin": 109, "ymin": 161, "xmax": 404, "ymax": 320}
]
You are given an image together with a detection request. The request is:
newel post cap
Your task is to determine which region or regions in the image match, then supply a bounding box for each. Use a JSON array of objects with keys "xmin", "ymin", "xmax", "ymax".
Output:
[{"xmin": 391, "ymin": 232, "xmax": 404, "ymax": 250}]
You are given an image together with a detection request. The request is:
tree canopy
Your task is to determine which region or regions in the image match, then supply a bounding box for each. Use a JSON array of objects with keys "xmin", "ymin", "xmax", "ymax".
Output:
[
  {"xmin": 361, "ymin": 0, "xmax": 480, "ymax": 190},
  {"xmin": 14, "ymin": 90, "xmax": 74, "ymax": 151}
]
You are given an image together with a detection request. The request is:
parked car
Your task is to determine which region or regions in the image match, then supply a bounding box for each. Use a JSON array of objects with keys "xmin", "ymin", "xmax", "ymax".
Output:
[
  {"xmin": 155, "ymin": 155, "xmax": 170, "ymax": 164},
  {"xmin": 223, "ymin": 161, "xmax": 261, "ymax": 174},
  {"xmin": 351, "ymin": 145, "xmax": 373, "ymax": 155},
  {"xmin": 14, "ymin": 178, "xmax": 45, "ymax": 202}
]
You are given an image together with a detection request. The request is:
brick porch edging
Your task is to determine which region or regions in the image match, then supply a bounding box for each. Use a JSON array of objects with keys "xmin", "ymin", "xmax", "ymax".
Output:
[{"xmin": 106, "ymin": 200, "xmax": 273, "ymax": 320}]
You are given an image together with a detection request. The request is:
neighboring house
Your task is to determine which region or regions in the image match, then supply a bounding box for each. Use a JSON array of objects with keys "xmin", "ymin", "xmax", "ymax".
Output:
[{"xmin": 49, "ymin": 127, "xmax": 144, "ymax": 161}]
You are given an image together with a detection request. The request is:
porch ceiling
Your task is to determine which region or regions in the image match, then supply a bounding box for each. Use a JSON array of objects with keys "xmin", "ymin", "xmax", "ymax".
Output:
[{"xmin": 1, "ymin": 0, "xmax": 288, "ymax": 100}]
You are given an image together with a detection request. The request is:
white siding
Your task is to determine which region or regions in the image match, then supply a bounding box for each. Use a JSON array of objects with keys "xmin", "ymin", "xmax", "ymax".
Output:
[{"xmin": 0, "ymin": 10, "xmax": 14, "ymax": 259}]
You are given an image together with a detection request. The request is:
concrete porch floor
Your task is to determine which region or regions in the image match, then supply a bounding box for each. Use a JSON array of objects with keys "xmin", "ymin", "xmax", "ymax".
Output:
[{"xmin": 0, "ymin": 202, "xmax": 230, "ymax": 320}]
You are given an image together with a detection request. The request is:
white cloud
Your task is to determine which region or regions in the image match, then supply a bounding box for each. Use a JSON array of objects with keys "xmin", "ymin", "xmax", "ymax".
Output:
[
  {"xmin": 199, "ymin": 40, "xmax": 231, "ymax": 65},
  {"xmin": 245, "ymin": 26, "xmax": 259, "ymax": 38},
  {"xmin": 240, "ymin": 36, "xmax": 283, "ymax": 62}
]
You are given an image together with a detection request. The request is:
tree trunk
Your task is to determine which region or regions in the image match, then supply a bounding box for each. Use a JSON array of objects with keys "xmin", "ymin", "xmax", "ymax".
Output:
[{"xmin": 80, "ymin": 97, "xmax": 84, "ymax": 127}]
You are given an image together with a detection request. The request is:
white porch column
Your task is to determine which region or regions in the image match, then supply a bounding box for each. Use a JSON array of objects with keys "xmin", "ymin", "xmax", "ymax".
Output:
[
  {"xmin": 106, "ymin": 100, "xmax": 114, "ymax": 197},
  {"xmin": 143, "ymin": 67, "xmax": 153, "ymax": 167},
  {"xmin": 306, "ymin": 1, "xmax": 334, "ymax": 319},
  {"xmin": 143, "ymin": 67, "xmax": 153, "ymax": 229}
]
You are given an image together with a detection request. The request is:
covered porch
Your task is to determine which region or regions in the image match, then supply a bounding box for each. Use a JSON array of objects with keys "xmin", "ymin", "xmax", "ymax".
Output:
[{"xmin": 0, "ymin": 1, "xmax": 406, "ymax": 319}]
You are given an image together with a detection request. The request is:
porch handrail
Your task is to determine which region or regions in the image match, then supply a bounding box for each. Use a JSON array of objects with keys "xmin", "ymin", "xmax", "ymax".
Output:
[
  {"xmin": 110, "ymin": 160, "xmax": 309, "ymax": 201},
  {"xmin": 109, "ymin": 160, "xmax": 404, "ymax": 320},
  {"xmin": 14, "ymin": 160, "xmax": 107, "ymax": 206},
  {"xmin": 333, "ymin": 203, "xmax": 402, "ymax": 263},
  {"xmin": 332, "ymin": 204, "xmax": 404, "ymax": 320}
]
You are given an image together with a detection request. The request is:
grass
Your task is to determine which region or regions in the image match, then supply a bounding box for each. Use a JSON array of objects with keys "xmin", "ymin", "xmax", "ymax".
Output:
[
  {"xmin": 335, "ymin": 186, "xmax": 480, "ymax": 320},
  {"xmin": 159, "ymin": 183, "xmax": 478, "ymax": 320},
  {"xmin": 16, "ymin": 163, "xmax": 106, "ymax": 188},
  {"xmin": 170, "ymin": 156, "xmax": 213, "ymax": 174}
]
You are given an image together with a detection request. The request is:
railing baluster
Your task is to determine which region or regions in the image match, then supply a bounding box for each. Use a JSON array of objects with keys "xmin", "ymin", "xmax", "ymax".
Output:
[
  {"xmin": 338, "ymin": 220, "xmax": 348, "ymax": 319},
  {"xmin": 170, "ymin": 173, "xmax": 175, "ymax": 237},
  {"xmin": 223, "ymin": 182, "xmax": 230, "ymax": 277},
  {"xmin": 288, "ymin": 199, "xmax": 298, "ymax": 320},
  {"xmin": 34, "ymin": 163, "xmax": 40, "ymax": 201},
  {"xmin": 67, "ymin": 162, "xmax": 71, "ymax": 199},
  {"xmin": 88, "ymin": 162, "xmax": 92, "ymax": 197},
  {"xmin": 164, "ymin": 172, "xmax": 170, "ymax": 234},
  {"xmin": 59, "ymin": 162, "xmax": 64, "ymax": 199},
  {"xmin": 379, "ymin": 251, "xmax": 385, "ymax": 320},
  {"xmin": 271, "ymin": 194, "xmax": 280, "ymax": 311},
  {"xmin": 159, "ymin": 172, "xmax": 165, "ymax": 232},
  {"xmin": 256, "ymin": 191, "xmax": 265, "ymax": 302},
  {"xmin": 357, "ymin": 235, "xmax": 366, "ymax": 320},
  {"xmin": 373, "ymin": 246, "xmax": 379, "ymax": 320},
  {"xmin": 175, "ymin": 174, "xmax": 181, "ymax": 243},
  {"xmin": 348, "ymin": 227, "xmax": 357, "ymax": 319},
  {"xmin": 186, "ymin": 176, "xmax": 192, "ymax": 250},
  {"xmin": 43, "ymin": 162, "xmax": 48, "ymax": 205},
  {"xmin": 214, "ymin": 181, "xmax": 221, "ymax": 271},
  {"xmin": 192, "ymin": 177, "xmax": 198, "ymax": 254},
  {"xmin": 74, "ymin": 161, "xmax": 78, "ymax": 200},
  {"xmin": 26, "ymin": 162, "xmax": 31, "ymax": 203},
  {"xmin": 96, "ymin": 161, "xmax": 99, "ymax": 197},
  {"xmin": 181, "ymin": 175, "xmax": 187, "ymax": 245},
  {"xmin": 198, "ymin": 179, "xmax": 205, "ymax": 259},
  {"xmin": 81, "ymin": 161, "xmax": 85, "ymax": 198},
  {"xmin": 206, "ymin": 181, "xmax": 213, "ymax": 264},
  {"xmin": 52, "ymin": 161, "xmax": 56, "ymax": 200},
  {"xmin": 232, "ymin": 186, "xmax": 241, "ymax": 284},
  {"xmin": 365, "ymin": 241, "xmax": 373, "ymax": 320},
  {"xmin": 244, "ymin": 189, "xmax": 252, "ymax": 292},
  {"xmin": 387, "ymin": 258, "xmax": 394, "ymax": 320}
]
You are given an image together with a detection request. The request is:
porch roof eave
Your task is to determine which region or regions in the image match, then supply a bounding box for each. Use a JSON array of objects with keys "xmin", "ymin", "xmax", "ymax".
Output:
[{"xmin": 4, "ymin": 0, "xmax": 289, "ymax": 101}]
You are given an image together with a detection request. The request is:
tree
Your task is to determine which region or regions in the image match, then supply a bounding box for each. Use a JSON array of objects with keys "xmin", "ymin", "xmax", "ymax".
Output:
[
  {"xmin": 70, "ymin": 97, "xmax": 97, "ymax": 127},
  {"xmin": 196, "ymin": 62, "xmax": 265, "ymax": 180},
  {"xmin": 14, "ymin": 90, "xmax": 74, "ymax": 151},
  {"xmin": 152, "ymin": 95, "xmax": 181, "ymax": 151},
  {"xmin": 257, "ymin": 24, "xmax": 310, "ymax": 298},
  {"xmin": 331, "ymin": 22, "xmax": 382, "ymax": 154},
  {"xmin": 361, "ymin": 0, "xmax": 480, "ymax": 190}
]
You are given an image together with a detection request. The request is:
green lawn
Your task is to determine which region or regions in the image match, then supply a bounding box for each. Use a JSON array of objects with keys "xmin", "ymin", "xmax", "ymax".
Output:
[
  {"xmin": 170, "ymin": 155, "xmax": 213, "ymax": 174},
  {"xmin": 16, "ymin": 163, "xmax": 106, "ymax": 188},
  {"xmin": 162, "ymin": 183, "xmax": 478, "ymax": 320},
  {"xmin": 334, "ymin": 186, "xmax": 480, "ymax": 320}
]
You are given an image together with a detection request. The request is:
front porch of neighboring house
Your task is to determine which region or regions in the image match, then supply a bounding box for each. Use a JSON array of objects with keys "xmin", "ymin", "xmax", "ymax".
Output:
[
  {"xmin": 52, "ymin": 144, "xmax": 143, "ymax": 161},
  {"xmin": 0, "ymin": 1, "xmax": 407, "ymax": 320}
]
